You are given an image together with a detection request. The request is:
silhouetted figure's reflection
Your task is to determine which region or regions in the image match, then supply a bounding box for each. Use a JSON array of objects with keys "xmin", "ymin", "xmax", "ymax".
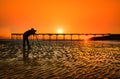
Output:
[
  {"xmin": 23, "ymin": 47, "xmax": 30, "ymax": 63},
  {"xmin": 23, "ymin": 28, "xmax": 36, "ymax": 61}
]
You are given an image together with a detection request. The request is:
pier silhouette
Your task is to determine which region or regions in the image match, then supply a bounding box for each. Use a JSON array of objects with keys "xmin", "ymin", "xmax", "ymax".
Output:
[{"xmin": 11, "ymin": 33, "xmax": 116, "ymax": 41}]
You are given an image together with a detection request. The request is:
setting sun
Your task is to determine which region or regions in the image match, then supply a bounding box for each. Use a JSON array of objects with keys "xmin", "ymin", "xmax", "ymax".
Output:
[{"xmin": 57, "ymin": 29, "xmax": 63, "ymax": 34}]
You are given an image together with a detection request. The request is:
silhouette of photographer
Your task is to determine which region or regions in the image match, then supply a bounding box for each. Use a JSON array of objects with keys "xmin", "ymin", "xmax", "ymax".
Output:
[{"xmin": 23, "ymin": 28, "xmax": 36, "ymax": 50}]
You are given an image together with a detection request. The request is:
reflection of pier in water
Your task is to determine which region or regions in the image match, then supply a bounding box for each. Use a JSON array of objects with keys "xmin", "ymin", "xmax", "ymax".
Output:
[{"xmin": 11, "ymin": 33, "xmax": 116, "ymax": 40}]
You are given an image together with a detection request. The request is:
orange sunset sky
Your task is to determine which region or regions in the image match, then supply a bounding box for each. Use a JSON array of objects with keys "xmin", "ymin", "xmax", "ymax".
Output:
[{"xmin": 0, "ymin": 0, "xmax": 120, "ymax": 39}]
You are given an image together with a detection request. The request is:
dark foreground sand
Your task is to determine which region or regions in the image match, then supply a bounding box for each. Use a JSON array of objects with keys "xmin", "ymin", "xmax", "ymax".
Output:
[{"xmin": 0, "ymin": 40, "xmax": 120, "ymax": 79}]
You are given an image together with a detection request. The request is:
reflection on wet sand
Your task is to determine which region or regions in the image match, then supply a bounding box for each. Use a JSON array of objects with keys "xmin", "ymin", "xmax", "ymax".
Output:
[{"xmin": 0, "ymin": 41, "xmax": 120, "ymax": 79}]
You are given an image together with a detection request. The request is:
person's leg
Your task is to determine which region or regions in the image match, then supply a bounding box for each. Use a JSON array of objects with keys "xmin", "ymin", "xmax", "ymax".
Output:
[
  {"xmin": 23, "ymin": 38, "xmax": 26, "ymax": 48},
  {"xmin": 23, "ymin": 38, "xmax": 26, "ymax": 61},
  {"xmin": 26, "ymin": 38, "xmax": 30, "ymax": 49}
]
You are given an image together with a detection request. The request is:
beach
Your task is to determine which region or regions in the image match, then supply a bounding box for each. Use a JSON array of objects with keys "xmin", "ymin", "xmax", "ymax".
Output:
[{"xmin": 0, "ymin": 40, "xmax": 120, "ymax": 79}]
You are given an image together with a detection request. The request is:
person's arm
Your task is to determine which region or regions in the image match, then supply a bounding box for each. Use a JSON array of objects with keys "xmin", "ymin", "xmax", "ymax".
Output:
[{"xmin": 32, "ymin": 30, "xmax": 36, "ymax": 38}]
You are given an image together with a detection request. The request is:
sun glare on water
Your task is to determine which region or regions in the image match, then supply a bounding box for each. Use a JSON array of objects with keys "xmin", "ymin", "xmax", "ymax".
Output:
[
  {"xmin": 83, "ymin": 35, "xmax": 91, "ymax": 43},
  {"xmin": 57, "ymin": 29, "xmax": 63, "ymax": 34}
]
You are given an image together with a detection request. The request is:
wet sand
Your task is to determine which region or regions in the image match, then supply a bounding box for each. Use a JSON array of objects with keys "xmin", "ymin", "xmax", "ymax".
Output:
[{"xmin": 0, "ymin": 40, "xmax": 120, "ymax": 79}]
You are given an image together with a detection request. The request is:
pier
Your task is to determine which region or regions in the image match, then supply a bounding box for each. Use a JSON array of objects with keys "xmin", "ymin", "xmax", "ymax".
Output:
[{"xmin": 10, "ymin": 33, "xmax": 117, "ymax": 40}]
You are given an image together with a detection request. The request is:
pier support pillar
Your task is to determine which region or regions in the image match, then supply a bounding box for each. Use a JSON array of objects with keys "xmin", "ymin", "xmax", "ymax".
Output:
[
  {"xmin": 63, "ymin": 34, "xmax": 65, "ymax": 40},
  {"xmin": 56, "ymin": 34, "xmax": 58, "ymax": 40},
  {"xmin": 42, "ymin": 34, "xmax": 45, "ymax": 40},
  {"xmin": 49, "ymin": 34, "xmax": 52, "ymax": 40},
  {"xmin": 71, "ymin": 34, "xmax": 72, "ymax": 41},
  {"xmin": 78, "ymin": 35, "xmax": 80, "ymax": 40}
]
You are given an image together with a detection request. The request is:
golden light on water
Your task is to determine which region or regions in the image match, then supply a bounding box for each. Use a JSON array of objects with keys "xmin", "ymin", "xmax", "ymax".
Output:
[
  {"xmin": 84, "ymin": 39, "xmax": 88, "ymax": 43},
  {"xmin": 83, "ymin": 35, "xmax": 91, "ymax": 43}
]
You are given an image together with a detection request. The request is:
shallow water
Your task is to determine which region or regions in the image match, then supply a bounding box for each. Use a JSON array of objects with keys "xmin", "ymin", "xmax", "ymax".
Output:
[{"xmin": 0, "ymin": 40, "xmax": 120, "ymax": 79}]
